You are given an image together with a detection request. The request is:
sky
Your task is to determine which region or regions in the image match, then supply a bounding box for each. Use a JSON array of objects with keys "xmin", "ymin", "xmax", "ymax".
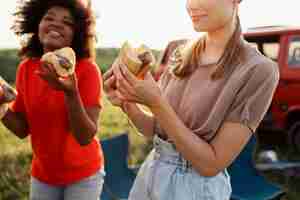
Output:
[{"xmin": 0, "ymin": 0, "xmax": 299, "ymax": 50}]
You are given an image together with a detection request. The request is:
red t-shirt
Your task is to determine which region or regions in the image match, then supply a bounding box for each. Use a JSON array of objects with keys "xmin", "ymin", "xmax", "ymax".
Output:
[{"xmin": 11, "ymin": 58, "xmax": 104, "ymax": 185}]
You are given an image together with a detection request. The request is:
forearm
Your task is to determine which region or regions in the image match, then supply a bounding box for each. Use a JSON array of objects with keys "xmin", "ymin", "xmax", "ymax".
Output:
[
  {"xmin": 64, "ymin": 90, "xmax": 98, "ymax": 146},
  {"xmin": 151, "ymin": 98, "xmax": 220, "ymax": 176},
  {"xmin": 122, "ymin": 102, "xmax": 155, "ymax": 139},
  {"xmin": 1, "ymin": 109, "xmax": 29, "ymax": 139}
]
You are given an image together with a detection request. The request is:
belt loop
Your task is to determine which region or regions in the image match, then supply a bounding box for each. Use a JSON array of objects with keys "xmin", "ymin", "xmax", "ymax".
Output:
[
  {"xmin": 178, "ymin": 153, "xmax": 190, "ymax": 172},
  {"xmin": 184, "ymin": 158, "xmax": 189, "ymax": 172}
]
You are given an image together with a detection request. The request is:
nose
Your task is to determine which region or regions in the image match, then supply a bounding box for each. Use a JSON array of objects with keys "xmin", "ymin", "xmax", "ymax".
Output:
[
  {"xmin": 186, "ymin": 0, "xmax": 201, "ymax": 10},
  {"xmin": 49, "ymin": 20, "xmax": 64, "ymax": 29},
  {"xmin": 186, "ymin": 0, "xmax": 193, "ymax": 11}
]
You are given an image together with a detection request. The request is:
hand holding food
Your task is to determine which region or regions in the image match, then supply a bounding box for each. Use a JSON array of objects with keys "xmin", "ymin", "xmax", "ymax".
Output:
[
  {"xmin": 0, "ymin": 76, "xmax": 17, "ymax": 103},
  {"xmin": 0, "ymin": 76, "xmax": 17, "ymax": 119},
  {"xmin": 41, "ymin": 47, "xmax": 76, "ymax": 77},
  {"xmin": 118, "ymin": 42, "xmax": 155, "ymax": 79}
]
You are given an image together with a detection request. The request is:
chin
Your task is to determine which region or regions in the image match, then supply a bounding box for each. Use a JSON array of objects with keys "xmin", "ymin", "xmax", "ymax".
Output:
[
  {"xmin": 43, "ymin": 40, "xmax": 67, "ymax": 50},
  {"xmin": 192, "ymin": 25, "xmax": 208, "ymax": 33},
  {"xmin": 43, "ymin": 43, "xmax": 65, "ymax": 52},
  {"xmin": 193, "ymin": 23, "xmax": 224, "ymax": 33}
]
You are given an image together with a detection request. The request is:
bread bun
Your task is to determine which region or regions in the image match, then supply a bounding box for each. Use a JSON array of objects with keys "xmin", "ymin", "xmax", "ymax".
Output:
[
  {"xmin": 119, "ymin": 42, "xmax": 155, "ymax": 79},
  {"xmin": 41, "ymin": 47, "xmax": 76, "ymax": 77},
  {"xmin": 0, "ymin": 76, "xmax": 17, "ymax": 103},
  {"xmin": 0, "ymin": 76, "xmax": 17, "ymax": 119}
]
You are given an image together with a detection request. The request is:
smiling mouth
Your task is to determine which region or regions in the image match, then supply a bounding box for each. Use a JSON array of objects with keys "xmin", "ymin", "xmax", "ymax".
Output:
[
  {"xmin": 48, "ymin": 30, "xmax": 63, "ymax": 38},
  {"xmin": 191, "ymin": 16, "xmax": 208, "ymax": 23},
  {"xmin": 191, "ymin": 14, "xmax": 208, "ymax": 20}
]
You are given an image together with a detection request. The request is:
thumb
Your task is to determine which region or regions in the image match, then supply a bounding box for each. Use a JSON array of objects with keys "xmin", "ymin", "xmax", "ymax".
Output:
[{"xmin": 144, "ymin": 71, "xmax": 155, "ymax": 81}]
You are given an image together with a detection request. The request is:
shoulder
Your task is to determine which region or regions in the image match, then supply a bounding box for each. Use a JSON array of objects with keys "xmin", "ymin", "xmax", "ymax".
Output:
[
  {"xmin": 76, "ymin": 58, "xmax": 99, "ymax": 69},
  {"xmin": 17, "ymin": 57, "xmax": 39, "ymax": 73},
  {"xmin": 165, "ymin": 39, "xmax": 187, "ymax": 50},
  {"xmin": 19, "ymin": 57, "xmax": 38, "ymax": 67},
  {"xmin": 163, "ymin": 39, "xmax": 188, "ymax": 56},
  {"xmin": 76, "ymin": 58, "xmax": 101, "ymax": 75},
  {"xmin": 235, "ymin": 41, "xmax": 279, "ymax": 83}
]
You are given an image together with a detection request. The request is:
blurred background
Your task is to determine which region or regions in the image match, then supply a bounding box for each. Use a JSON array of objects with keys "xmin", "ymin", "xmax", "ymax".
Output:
[
  {"xmin": 0, "ymin": 0, "xmax": 299, "ymax": 49},
  {"xmin": 0, "ymin": 0, "xmax": 299, "ymax": 199}
]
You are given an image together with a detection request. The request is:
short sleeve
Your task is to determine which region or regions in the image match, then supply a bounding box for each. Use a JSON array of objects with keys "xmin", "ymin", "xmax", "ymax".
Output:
[
  {"xmin": 225, "ymin": 61, "xmax": 279, "ymax": 133},
  {"xmin": 10, "ymin": 60, "xmax": 27, "ymax": 113},
  {"xmin": 77, "ymin": 61, "xmax": 103, "ymax": 108}
]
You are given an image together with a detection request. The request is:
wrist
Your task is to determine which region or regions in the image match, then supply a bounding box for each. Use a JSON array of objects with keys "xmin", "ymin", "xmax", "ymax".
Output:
[
  {"xmin": 0, "ymin": 103, "xmax": 9, "ymax": 119},
  {"xmin": 64, "ymin": 87, "xmax": 79, "ymax": 98},
  {"xmin": 149, "ymin": 95, "xmax": 165, "ymax": 112},
  {"xmin": 121, "ymin": 102, "xmax": 131, "ymax": 113}
]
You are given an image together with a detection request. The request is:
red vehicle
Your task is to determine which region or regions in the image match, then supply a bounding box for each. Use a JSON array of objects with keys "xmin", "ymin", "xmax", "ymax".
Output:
[{"xmin": 245, "ymin": 26, "xmax": 300, "ymax": 150}]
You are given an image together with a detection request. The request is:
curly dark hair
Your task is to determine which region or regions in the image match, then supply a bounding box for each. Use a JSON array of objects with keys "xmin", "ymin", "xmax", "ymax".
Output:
[{"xmin": 11, "ymin": 0, "xmax": 96, "ymax": 60}]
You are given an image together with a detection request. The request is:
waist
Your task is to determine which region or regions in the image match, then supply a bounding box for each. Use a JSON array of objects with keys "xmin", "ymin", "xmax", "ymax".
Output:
[
  {"xmin": 31, "ymin": 137, "xmax": 104, "ymax": 185},
  {"xmin": 31, "ymin": 156, "xmax": 103, "ymax": 185},
  {"xmin": 153, "ymin": 135, "xmax": 231, "ymax": 178},
  {"xmin": 153, "ymin": 134, "xmax": 192, "ymax": 171}
]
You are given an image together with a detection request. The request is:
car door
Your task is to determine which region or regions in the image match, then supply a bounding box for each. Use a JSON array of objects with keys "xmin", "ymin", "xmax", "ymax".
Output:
[{"xmin": 273, "ymin": 34, "xmax": 300, "ymax": 129}]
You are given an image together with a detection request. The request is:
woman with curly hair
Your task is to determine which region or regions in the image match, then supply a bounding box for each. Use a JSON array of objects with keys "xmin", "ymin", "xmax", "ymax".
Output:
[
  {"xmin": 0, "ymin": 0, "xmax": 104, "ymax": 199},
  {"xmin": 104, "ymin": 0, "xmax": 279, "ymax": 199}
]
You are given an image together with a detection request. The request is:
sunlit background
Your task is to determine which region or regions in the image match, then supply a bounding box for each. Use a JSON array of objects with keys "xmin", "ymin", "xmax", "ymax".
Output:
[{"xmin": 0, "ymin": 0, "xmax": 299, "ymax": 49}]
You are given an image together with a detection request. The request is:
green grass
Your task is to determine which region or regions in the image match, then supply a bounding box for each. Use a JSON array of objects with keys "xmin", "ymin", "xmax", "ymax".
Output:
[{"xmin": 0, "ymin": 123, "xmax": 31, "ymax": 200}]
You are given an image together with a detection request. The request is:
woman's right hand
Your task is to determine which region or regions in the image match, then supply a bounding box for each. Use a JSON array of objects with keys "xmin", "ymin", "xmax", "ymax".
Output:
[
  {"xmin": 0, "ymin": 85, "xmax": 14, "ymax": 119},
  {"xmin": 0, "ymin": 86, "xmax": 5, "ymax": 105},
  {"xmin": 0, "ymin": 84, "xmax": 16, "ymax": 105},
  {"xmin": 103, "ymin": 66, "xmax": 125, "ymax": 108}
]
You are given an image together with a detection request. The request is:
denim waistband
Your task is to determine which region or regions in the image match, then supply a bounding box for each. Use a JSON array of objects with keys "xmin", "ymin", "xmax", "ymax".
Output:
[{"xmin": 153, "ymin": 135, "xmax": 192, "ymax": 172}]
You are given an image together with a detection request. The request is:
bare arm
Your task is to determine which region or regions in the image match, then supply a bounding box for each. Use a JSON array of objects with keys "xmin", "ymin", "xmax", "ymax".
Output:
[
  {"xmin": 104, "ymin": 68, "xmax": 155, "ymax": 139},
  {"xmin": 152, "ymin": 97, "xmax": 252, "ymax": 177},
  {"xmin": 1, "ymin": 109, "xmax": 29, "ymax": 139},
  {"xmin": 122, "ymin": 102, "xmax": 155, "ymax": 139},
  {"xmin": 64, "ymin": 90, "xmax": 100, "ymax": 146},
  {"xmin": 36, "ymin": 61, "xmax": 101, "ymax": 146}
]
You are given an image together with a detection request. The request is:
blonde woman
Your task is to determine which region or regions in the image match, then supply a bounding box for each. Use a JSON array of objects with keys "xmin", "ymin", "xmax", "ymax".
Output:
[{"xmin": 104, "ymin": 0, "xmax": 279, "ymax": 199}]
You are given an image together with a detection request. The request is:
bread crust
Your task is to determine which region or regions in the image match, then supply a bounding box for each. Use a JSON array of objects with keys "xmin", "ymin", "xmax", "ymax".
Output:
[
  {"xmin": 41, "ymin": 47, "xmax": 76, "ymax": 77},
  {"xmin": 119, "ymin": 42, "xmax": 155, "ymax": 79}
]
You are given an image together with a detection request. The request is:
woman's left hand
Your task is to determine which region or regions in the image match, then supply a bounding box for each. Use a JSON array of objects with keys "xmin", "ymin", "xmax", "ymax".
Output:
[
  {"xmin": 36, "ymin": 62, "xmax": 78, "ymax": 95},
  {"xmin": 114, "ymin": 63, "xmax": 162, "ymax": 109}
]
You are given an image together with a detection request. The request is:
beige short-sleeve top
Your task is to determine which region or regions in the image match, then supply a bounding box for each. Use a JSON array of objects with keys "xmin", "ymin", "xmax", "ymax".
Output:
[{"xmin": 155, "ymin": 39, "xmax": 279, "ymax": 142}]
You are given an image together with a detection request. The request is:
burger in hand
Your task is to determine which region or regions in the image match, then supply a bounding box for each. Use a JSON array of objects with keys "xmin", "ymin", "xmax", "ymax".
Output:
[
  {"xmin": 0, "ymin": 76, "xmax": 17, "ymax": 119},
  {"xmin": 41, "ymin": 47, "xmax": 76, "ymax": 77},
  {"xmin": 0, "ymin": 76, "xmax": 17, "ymax": 103},
  {"xmin": 118, "ymin": 42, "xmax": 155, "ymax": 79}
]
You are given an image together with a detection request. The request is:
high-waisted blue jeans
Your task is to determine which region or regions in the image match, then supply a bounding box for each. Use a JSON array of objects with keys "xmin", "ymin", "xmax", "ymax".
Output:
[{"xmin": 129, "ymin": 135, "xmax": 232, "ymax": 200}]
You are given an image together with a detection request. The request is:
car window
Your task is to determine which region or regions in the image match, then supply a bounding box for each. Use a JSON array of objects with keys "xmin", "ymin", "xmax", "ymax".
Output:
[
  {"xmin": 248, "ymin": 42, "xmax": 279, "ymax": 62},
  {"xmin": 263, "ymin": 43, "xmax": 279, "ymax": 61},
  {"xmin": 288, "ymin": 36, "xmax": 300, "ymax": 68}
]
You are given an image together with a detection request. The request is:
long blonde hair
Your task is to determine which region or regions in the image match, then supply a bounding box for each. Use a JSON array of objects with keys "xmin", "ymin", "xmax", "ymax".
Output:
[{"xmin": 172, "ymin": 16, "xmax": 243, "ymax": 80}]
